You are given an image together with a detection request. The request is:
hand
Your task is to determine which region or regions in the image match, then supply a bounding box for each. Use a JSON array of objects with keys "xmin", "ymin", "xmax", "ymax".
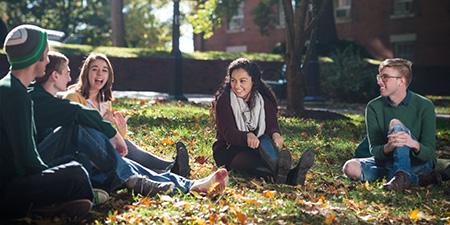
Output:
[
  {"xmin": 385, "ymin": 132, "xmax": 420, "ymax": 153},
  {"xmin": 110, "ymin": 133, "xmax": 128, "ymax": 156},
  {"xmin": 103, "ymin": 110, "xmax": 115, "ymax": 123},
  {"xmin": 247, "ymin": 132, "xmax": 260, "ymax": 149},
  {"xmin": 113, "ymin": 111, "xmax": 128, "ymax": 137},
  {"xmin": 272, "ymin": 132, "xmax": 283, "ymax": 149}
]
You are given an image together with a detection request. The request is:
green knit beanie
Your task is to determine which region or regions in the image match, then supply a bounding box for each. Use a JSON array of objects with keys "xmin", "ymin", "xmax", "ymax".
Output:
[{"xmin": 3, "ymin": 24, "xmax": 48, "ymax": 70}]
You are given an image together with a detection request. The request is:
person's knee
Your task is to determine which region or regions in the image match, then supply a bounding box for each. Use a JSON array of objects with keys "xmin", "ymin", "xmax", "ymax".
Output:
[
  {"xmin": 389, "ymin": 119, "xmax": 404, "ymax": 128},
  {"xmin": 62, "ymin": 161, "xmax": 90, "ymax": 183},
  {"xmin": 342, "ymin": 159, "xmax": 362, "ymax": 180}
]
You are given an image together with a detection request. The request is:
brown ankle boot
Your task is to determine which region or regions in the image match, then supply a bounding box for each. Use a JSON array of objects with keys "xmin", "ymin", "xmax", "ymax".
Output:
[
  {"xmin": 383, "ymin": 171, "xmax": 410, "ymax": 191},
  {"xmin": 419, "ymin": 171, "xmax": 442, "ymax": 186}
]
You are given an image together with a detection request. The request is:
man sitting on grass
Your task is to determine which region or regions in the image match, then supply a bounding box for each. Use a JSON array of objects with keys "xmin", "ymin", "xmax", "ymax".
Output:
[
  {"xmin": 342, "ymin": 58, "xmax": 438, "ymax": 191},
  {"xmin": 0, "ymin": 24, "xmax": 93, "ymax": 219}
]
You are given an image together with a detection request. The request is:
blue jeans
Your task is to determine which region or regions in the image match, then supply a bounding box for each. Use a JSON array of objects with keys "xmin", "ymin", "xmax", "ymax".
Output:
[
  {"xmin": 359, "ymin": 124, "xmax": 433, "ymax": 185},
  {"xmin": 125, "ymin": 139, "xmax": 174, "ymax": 173},
  {"xmin": 38, "ymin": 125, "xmax": 193, "ymax": 193}
]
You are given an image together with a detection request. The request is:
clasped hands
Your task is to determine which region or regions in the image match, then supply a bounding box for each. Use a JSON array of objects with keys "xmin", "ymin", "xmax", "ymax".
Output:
[
  {"xmin": 247, "ymin": 132, "xmax": 283, "ymax": 150},
  {"xmin": 384, "ymin": 131, "xmax": 420, "ymax": 154}
]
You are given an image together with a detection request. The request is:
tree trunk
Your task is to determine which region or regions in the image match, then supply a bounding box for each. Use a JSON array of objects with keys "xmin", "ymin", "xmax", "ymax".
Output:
[
  {"xmin": 282, "ymin": 0, "xmax": 308, "ymax": 115},
  {"xmin": 111, "ymin": 0, "xmax": 126, "ymax": 47}
]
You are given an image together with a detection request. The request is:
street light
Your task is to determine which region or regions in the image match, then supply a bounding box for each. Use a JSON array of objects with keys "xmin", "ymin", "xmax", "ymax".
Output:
[{"xmin": 170, "ymin": 0, "xmax": 186, "ymax": 100}]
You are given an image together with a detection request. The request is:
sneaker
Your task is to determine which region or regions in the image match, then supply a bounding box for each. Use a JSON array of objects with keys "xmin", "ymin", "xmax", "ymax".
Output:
[
  {"xmin": 126, "ymin": 175, "xmax": 175, "ymax": 196},
  {"xmin": 172, "ymin": 142, "xmax": 191, "ymax": 178},
  {"xmin": 32, "ymin": 199, "xmax": 92, "ymax": 218},
  {"xmin": 190, "ymin": 168, "xmax": 229, "ymax": 195},
  {"xmin": 288, "ymin": 149, "xmax": 315, "ymax": 186},
  {"xmin": 383, "ymin": 171, "xmax": 410, "ymax": 191},
  {"xmin": 93, "ymin": 188, "xmax": 109, "ymax": 205},
  {"xmin": 275, "ymin": 150, "xmax": 292, "ymax": 184}
]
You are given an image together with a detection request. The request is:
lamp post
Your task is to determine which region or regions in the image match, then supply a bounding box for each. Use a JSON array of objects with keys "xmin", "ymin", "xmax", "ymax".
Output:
[
  {"xmin": 304, "ymin": 0, "xmax": 323, "ymax": 102},
  {"xmin": 170, "ymin": 0, "xmax": 186, "ymax": 100}
]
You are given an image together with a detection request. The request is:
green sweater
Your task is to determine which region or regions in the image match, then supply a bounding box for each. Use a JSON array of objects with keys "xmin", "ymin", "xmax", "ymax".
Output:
[
  {"xmin": 29, "ymin": 84, "xmax": 117, "ymax": 143},
  {"xmin": 366, "ymin": 91, "xmax": 436, "ymax": 162},
  {"xmin": 0, "ymin": 73, "xmax": 48, "ymax": 188}
]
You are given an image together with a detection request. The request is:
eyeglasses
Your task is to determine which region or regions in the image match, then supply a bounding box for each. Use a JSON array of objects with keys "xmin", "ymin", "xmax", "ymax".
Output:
[{"xmin": 376, "ymin": 74, "xmax": 402, "ymax": 82}]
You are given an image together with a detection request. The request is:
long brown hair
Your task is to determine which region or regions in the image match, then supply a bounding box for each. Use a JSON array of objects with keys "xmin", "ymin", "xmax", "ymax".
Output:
[
  {"xmin": 211, "ymin": 58, "xmax": 277, "ymax": 123},
  {"xmin": 73, "ymin": 52, "xmax": 114, "ymax": 102}
]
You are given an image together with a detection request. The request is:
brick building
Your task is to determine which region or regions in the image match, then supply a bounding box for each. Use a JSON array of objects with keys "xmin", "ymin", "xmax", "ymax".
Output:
[{"xmin": 194, "ymin": 0, "xmax": 450, "ymax": 68}]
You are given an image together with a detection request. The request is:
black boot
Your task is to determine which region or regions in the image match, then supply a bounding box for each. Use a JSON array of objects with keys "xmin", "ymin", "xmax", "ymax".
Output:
[
  {"xmin": 258, "ymin": 135, "xmax": 292, "ymax": 184},
  {"xmin": 171, "ymin": 142, "xmax": 191, "ymax": 178},
  {"xmin": 287, "ymin": 149, "xmax": 315, "ymax": 186}
]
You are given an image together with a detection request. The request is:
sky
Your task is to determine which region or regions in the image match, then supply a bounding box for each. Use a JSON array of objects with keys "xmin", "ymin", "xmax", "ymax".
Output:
[{"xmin": 154, "ymin": 2, "xmax": 194, "ymax": 53}]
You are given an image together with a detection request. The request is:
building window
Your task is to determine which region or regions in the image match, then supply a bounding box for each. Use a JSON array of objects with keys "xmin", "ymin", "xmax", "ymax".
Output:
[
  {"xmin": 390, "ymin": 34, "xmax": 416, "ymax": 60},
  {"xmin": 227, "ymin": 2, "xmax": 245, "ymax": 32},
  {"xmin": 276, "ymin": 0, "xmax": 286, "ymax": 28},
  {"xmin": 391, "ymin": 0, "xmax": 414, "ymax": 18},
  {"xmin": 226, "ymin": 45, "xmax": 247, "ymax": 52},
  {"xmin": 334, "ymin": 0, "xmax": 351, "ymax": 23}
]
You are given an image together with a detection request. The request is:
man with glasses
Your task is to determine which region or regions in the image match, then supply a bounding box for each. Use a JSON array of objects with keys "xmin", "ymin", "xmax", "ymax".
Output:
[{"xmin": 342, "ymin": 58, "xmax": 437, "ymax": 191}]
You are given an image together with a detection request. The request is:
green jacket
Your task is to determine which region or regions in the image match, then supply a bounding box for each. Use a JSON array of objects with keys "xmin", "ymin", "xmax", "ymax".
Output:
[
  {"xmin": 29, "ymin": 84, "xmax": 117, "ymax": 143},
  {"xmin": 366, "ymin": 91, "xmax": 436, "ymax": 162},
  {"xmin": 0, "ymin": 73, "xmax": 48, "ymax": 188}
]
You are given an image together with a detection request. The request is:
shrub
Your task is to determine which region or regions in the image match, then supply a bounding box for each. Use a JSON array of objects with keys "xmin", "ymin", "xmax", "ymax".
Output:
[{"xmin": 320, "ymin": 45, "xmax": 378, "ymax": 103}]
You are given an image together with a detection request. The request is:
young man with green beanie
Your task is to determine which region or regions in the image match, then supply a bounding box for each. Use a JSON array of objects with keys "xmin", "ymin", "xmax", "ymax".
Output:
[
  {"xmin": 0, "ymin": 24, "xmax": 94, "ymax": 219},
  {"xmin": 342, "ymin": 58, "xmax": 437, "ymax": 191}
]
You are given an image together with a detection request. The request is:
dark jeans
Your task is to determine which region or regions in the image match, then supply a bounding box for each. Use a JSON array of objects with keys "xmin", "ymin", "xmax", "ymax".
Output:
[
  {"xmin": 125, "ymin": 139, "xmax": 174, "ymax": 173},
  {"xmin": 0, "ymin": 161, "xmax": 93, "ymax": 219},
  {"xmin": 38, "ymin": 125, "xmax": 192, "ymax": 193}
]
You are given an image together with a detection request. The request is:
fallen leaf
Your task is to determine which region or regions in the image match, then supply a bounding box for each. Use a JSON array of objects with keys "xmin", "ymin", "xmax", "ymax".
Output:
[
  {"xmin": 195, "ymin": 156, "xmax": 208, "ymax": 164},
  {"xmin": 231, "ymin": 205, "xmax": 247, "ymax": 224},
  {"xmin": 263, "ymin": 190, "xmax": 277, "ymax": 198},
  {"xmin": 364, "ymin": 181, "xmax": 373, "ymax": 191},
  {"xmin": 409, "ymin": 209, "xmax": 434, "ymax": 221},
  {"xmin": 160, "ymin": 137, "xmax": 174, "ymax": 145},
  {"xmin": 324, "ymin": 213, "xmax": 336, "ymax": 224}
]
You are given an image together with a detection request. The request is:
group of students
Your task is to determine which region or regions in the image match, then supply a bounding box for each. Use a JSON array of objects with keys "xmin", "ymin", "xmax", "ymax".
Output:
[
  {"xmin": 0, "ymin": 25, "xmax": 229, "ymax": 219},
  {"xmin": 1, "ymin": 24, "xmax": 442, "ymax": 219}
]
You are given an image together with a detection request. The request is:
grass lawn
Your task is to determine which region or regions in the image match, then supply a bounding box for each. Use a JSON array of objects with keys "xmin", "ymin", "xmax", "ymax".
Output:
[{"xmin": 10, "ymin": 99, "xmax": 450, "ymax": 225}]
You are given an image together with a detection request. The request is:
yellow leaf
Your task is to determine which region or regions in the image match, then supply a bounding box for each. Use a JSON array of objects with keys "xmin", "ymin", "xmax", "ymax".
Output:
[
  {"xmin": 364, "ymin": 181, "xmax": 372, "ymax": 191},
  {"xmin": 241, "ymin": 196, "xmax": 259, "ymax": 205},
  {"xmin": 263, "ymin": 190, "xmax": 277, "ymax": 198},
  {"xmin": 160, "ymin": 137, "xmax": 174, "ymax": 145},
  {"xmin": 409, "ymin": 209, "xmax": 434, "ymax": 221},
  {"xmin": 324, "ymin": 213, "xmax": 336, "ymax": 224},
  {"xmin": 195, "ymin": 217, "xmax": 206, "ymax": 225}
]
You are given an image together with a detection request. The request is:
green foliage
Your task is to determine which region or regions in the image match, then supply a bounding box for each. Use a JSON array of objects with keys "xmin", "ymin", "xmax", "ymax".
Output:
[
  {"xmin": 252, "ymin": 0, "xmax": 278, "ymax": 35},
  {"xmin": 188, "ymin": 0, "xmax": 244, "ymax": 39},
  {"xmin": 320, "ymin": 45, "xmax": 379, "ymax": 103},
  {"xmin": 2, "ymin": 0, "xmax": 172, "ymax": 47},
  {"xmin": 3, "ymin": 0, "xmax": 112, "ymax": 46},
  {"xmin": 123, "ymin": 0, "xmax": 171, "ymax": 48}
]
